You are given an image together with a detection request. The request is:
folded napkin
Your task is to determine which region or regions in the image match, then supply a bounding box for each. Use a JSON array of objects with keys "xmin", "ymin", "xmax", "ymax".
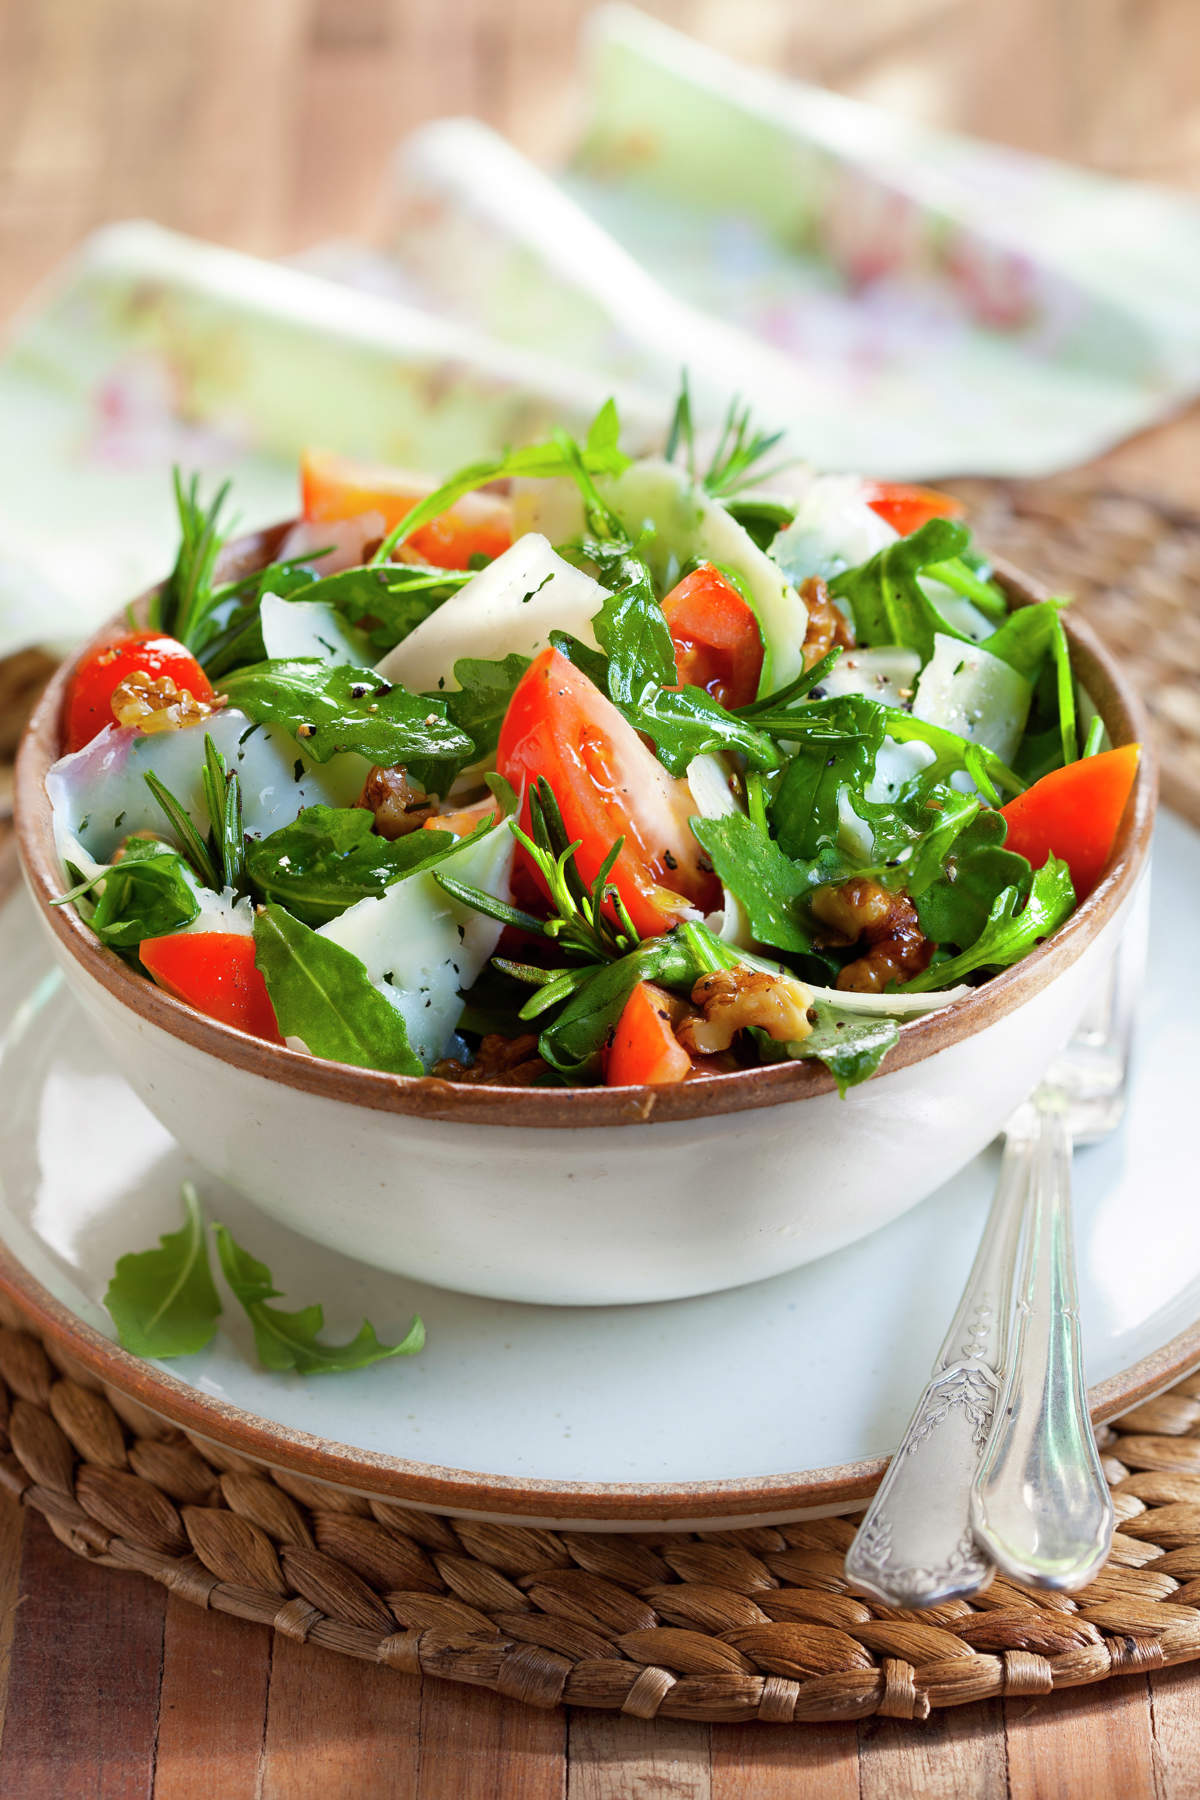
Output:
[{"xmin": 3, "ymin": 3, "xmax": 1199, "ymax": 658}]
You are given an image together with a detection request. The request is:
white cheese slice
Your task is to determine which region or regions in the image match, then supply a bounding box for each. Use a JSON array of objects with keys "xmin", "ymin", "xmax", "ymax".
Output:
[
  {"xmin": 819, "ymin": 646, "xmax": 920, "ymax": 710},
  {"xmin": 686, "ymin": 751, "xmax": 754, "ymax": 950},
  {"xmin": 47, "ymin": 709, "xmax": 368, "ymax": 866},
  {"xmin": 317, "ymin": 821, "xmax": 516, "ymax": 1069},
  {"xmin": 259, "ymin": 592, "xmax": 371, "ymax": 667},
  {"xmin": 374, "ymin": 534, "xmax": 606, "ymax": 694},
  {"xmin": 769, "ymin": 475, "xmax": 896, "ymax": 585},
  {"xmin": 912, "ymin": 633, "xmax": 1032, "ymax": 769}
]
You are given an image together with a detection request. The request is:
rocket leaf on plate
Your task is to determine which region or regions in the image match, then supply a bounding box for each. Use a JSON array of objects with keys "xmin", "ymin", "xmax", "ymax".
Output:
[
  {"xmin": 787, "ymin": 1004, "xmax": 900, "ymax": 1098},
  {"xmin": 213, "ymin": 1226, "xmax": 424, "ymax": 1375},
  {"xmin": 104, "ymin": 1182, "xmax": 221, "ymax": 1358},
  {"xmin": 904, "ymin": 856, "xmax": 1075, "ymax": 991}
]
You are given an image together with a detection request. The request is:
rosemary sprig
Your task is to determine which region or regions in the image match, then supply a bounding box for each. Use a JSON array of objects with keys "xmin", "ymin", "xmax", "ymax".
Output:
[
  {"xmin": 201, "ymin": 735, "xmax": 245, "ymax": 889},
  {"xmin": 143, "ymin": 770, "xmax": 221, "ymax": 890},
  {"xmin": 157, "ymin": 471, "xmax": 234, "ymax": 649},
  {"xmin": 664, "ymin": 377, "xmax": 790, "ymax": 499}
]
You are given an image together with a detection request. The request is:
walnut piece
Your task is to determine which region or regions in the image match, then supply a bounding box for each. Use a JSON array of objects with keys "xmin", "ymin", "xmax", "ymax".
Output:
[
  {"xmin": 110, "ymin": 668, "xmax": 216, "ymax": 734},
  {"xmin": 357, "ymin": 766, "xmax": 435, "ymax": 839},
  {"xmin": 812, "ymin": 876, "xmax": 933, "ymax": 993},
  {"xmin": 676, "ymin": 968, "xmax": 814, "ymax": 1055},
  {"xmin": 800, "ymin": 575, "xmax": 856, "ymax": 672}
]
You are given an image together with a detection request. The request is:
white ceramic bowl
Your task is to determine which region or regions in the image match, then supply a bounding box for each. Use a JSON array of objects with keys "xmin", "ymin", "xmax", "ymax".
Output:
[{"xmin": 15, "ymin": 538, "xmax": 1156, "ymax": 1305}]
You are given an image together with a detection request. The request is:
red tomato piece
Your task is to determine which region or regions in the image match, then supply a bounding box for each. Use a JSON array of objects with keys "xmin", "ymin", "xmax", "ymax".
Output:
[
  {"xmin": 606, "ymin": 982, "xmax": 693, "ymax": 1086},
  {"xmin": 497, "ymin": 648, "xmax": 718, "ymax": 938},
  {"xmin": 662, "ymin": 564, "xmax": 764, "ymax": 709},
  {"xmin": 300, "ymin": 449, "xmax": 512, "ymax": 570},
  {"xmin": 1000, "ymin": 745, "xmax": 1141, "ymax": 901},
  {"xmin": 64, "ymin": 632, "xmax": 214, "ymax": 754},
  {"xmin": 139, "ymin": 932, "xmax": 283, "ymax": 1044},
  {"xmin": 862, "ymin": 481, "xmax": 967, "ymax": 538}
]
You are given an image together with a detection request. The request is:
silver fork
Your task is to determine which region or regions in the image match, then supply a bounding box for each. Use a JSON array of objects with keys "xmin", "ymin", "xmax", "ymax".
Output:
[{"xmin": 844, "ymin": 882, "xmax": 1148, "ymax": 1609}]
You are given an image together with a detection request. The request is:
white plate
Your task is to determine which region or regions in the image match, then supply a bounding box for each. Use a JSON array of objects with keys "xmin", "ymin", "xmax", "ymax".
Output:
[{"xmin": 2, "ymin": 812, "xmax": 1199, "ymax": 1530}]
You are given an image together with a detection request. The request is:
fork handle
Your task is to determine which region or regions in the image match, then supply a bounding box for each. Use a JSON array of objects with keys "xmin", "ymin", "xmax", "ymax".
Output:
[
  {"xmin": 844, "ymin": 1145, "xmax": 1027, "ymax": 1609},
  {"xmin": 970, "ymin": 1097, "xmax": 1114, "ymax": 1590}
]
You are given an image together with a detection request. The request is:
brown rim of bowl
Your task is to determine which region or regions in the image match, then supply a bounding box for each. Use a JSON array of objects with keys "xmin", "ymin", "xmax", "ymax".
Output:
[{"xmin": 14, "ymin": 528, "xmax": 1158, "ymax": 1132}]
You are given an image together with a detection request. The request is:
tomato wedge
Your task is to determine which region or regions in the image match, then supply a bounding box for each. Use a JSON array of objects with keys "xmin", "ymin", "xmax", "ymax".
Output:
[
  {"xmin": 140, "ymin": 932, "xmax": 283, "ymax": 1043},
  {"xmin": 300, "ymin": 449, "xmax": 512, "ymax": 570},
  {"xmin": 662, "ymin": 564, "xmax": 763, "ymax": 709},
  {"xmin": 606, "ymin": 982, "xmax": 693, "ymax": 1086},
  {"xmin": 862, "ymin": 481, "xmax": 966, "ymax": 538},
  {"xmin": 64, "ymin": 631, "xmax": 214, "ymax": 754},
  {"xmin": 497, "ymin": 648, "xmax": 717, "ymax": 938},
  {"xmin": 1000, "ymin": 745, "xmax": 1141, "ymax": 901}
]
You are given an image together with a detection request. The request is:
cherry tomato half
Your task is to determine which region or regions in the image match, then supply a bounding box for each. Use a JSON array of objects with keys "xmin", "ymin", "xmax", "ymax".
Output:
[
  {"xmin": 662, "ymin": 564, "xmax": 764, "ymax": 709},
  {"xmin": 497, "ymin": 648, "xmax": 718, "ymax": 938},
  {"xmin": 300, "ymin": 448, "xmax": 512, "ymax": 570},
  {"xmin": 64, "ymin": 631, "xmax": 214, "ymax": 754},
  {"xmin": 139, "ymin": 932, "xmax": 283, "ymax": 1043},
  {"xmin": 862, "ymin": 481, "xmax": 966, "ymax": 538}
]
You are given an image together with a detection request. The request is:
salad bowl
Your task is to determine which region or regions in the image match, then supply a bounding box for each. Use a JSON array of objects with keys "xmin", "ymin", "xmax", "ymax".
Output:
[{"xmin": 14, "ymin": 528, "xmax": 1154, "ymax": 1306}]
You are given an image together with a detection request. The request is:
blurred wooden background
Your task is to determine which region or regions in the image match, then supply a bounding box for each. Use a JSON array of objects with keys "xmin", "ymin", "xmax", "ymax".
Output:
[{"xmin": 2, "ymin": 2, "xmax": 1200, "ymax": 1795}]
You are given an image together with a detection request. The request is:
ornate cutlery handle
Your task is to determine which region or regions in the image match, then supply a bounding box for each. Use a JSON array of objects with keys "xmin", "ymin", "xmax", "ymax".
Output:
[
  {"xmin": 845, "ymin": 1145, "xmax": 1028, "ymax": 1609},
  {"xmin": 970, "ymin": 1096, "xmax": 1114, "ymax": 1590}
]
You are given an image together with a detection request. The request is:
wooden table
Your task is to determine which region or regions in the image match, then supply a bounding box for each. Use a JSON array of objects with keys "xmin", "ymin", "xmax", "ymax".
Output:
[{"xmin": 2, "ymin": 2, "xmax": 1199, "ymax": 1793}]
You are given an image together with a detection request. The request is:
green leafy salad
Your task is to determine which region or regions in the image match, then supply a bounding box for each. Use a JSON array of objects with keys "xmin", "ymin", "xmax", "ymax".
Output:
[{"xmin": 47, "ymin": 389, "xmax": 1135, "ymax": 1100}]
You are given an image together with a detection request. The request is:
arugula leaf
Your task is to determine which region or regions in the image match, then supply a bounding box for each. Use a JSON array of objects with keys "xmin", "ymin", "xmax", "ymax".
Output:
[
  {"xmin": 829, "ymin": 519, "xmax": 975, "ymax": 661},
  {"xmin": 690, "ymin": 814, "xmax": 816, "ymax": 955},
  {"xmin": 848, "ymin": 784, "xmax": 981, "ymax": 892},
  {"xmin": 1049, "ymin": 612, "xmax": 1078, "ymax": 768},
  {"xmin": 213, "ymin": 1225, "xmax": 424, "ymax": 1374},
  {"xmin": 593, "ymin": 564, "xmax": 678, "ymax": 706},
  {"xmin": 770, "ymin": 699, "xmax": 888, "ymax": 860},
  {"xmin": 198, "ymin": 563, "xmax": 321, "ymax": 679},
  {"xmin": 630, "ymin": 685, "xmax": 782, "ymax": 776},
  {"xmin": 881, "ymin": 713, "xmax": 1025, "ymax": 804},
  {"xmin": 104, "ymin": 1182, "xmax": 221, "ymax": 1357},
  {"xmin": 725, "ymin": 495, "xmax": 796, "ymax": 552},
  {"xmin": 904, "ymin": 857, "xmax": 1075, "ymax": 991},
  {"xmin": 789, "ymin": 1005, "xmax": 899, "ymax": 1097},
  {"xmin": 220, "ymin": 658, "xmax": 473, "ymax": 785},
  {"xmin": 371, "ymin": 402, "xmax": 630, "ymax": 564},
  {"xmin": 86, "ymin": 840, "xmax": 202, "ymax": 949},
  {"xmin": 440, "ymin": 654, "xmax": 530, "ymax": 757},
  {"xmin": 246, "ymin": 807, "xmax": 461, "ymax": 925},
  {"xmin": 252, "ymin": 903, "xmax": 423, "ymax": 1075},
  {"xmin": 980, "ymin": 599, "xmax": 1065, "ymax": 680},
  {"xmin": 913, "ymin": 811, "xmax": 1032, "ymax": 948}
]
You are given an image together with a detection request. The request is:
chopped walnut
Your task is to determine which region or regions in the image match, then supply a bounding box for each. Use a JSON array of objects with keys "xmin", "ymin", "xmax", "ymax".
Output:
[
  {"xmin": 676, "ymin": 968, "xmax": 814, "ymax": 1055},
  {"xmin": 110, "ymin": 668, "xmax": 216, "ymax": 734},
  {"xmin": 812, "ymin": 876, "xmax": 933, "ymax": 993},
  {"xmin": 800, "ymin": 576, "xmax": 856, "ymax": 672},
  {"xmin": 432, "ymin": 1033, "xmax": 547, "ymax": 1087},
  {"xmin": 357, "ymin": 766, "xmax": 435, "ymax": 839}
]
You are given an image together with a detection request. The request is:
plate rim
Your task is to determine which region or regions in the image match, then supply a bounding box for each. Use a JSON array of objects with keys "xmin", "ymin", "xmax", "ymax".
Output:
[
  {"xmin": 4, "ymin": 1231, "xmax": 1200, "ymax": 1524},
  {"xmin": 5, "ymin": 844, "xmax": 1200, "ymax": 1526}
]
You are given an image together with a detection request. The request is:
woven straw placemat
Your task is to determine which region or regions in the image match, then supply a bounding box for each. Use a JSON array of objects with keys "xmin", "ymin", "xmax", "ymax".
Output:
[
  {"xmin": 0, "ymin": 474, "xmax": 1197, "ymax": 1725},
  {"xmin": 0, "ymin": 1311, "xmax": 1199, "ymax": 1725}
]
